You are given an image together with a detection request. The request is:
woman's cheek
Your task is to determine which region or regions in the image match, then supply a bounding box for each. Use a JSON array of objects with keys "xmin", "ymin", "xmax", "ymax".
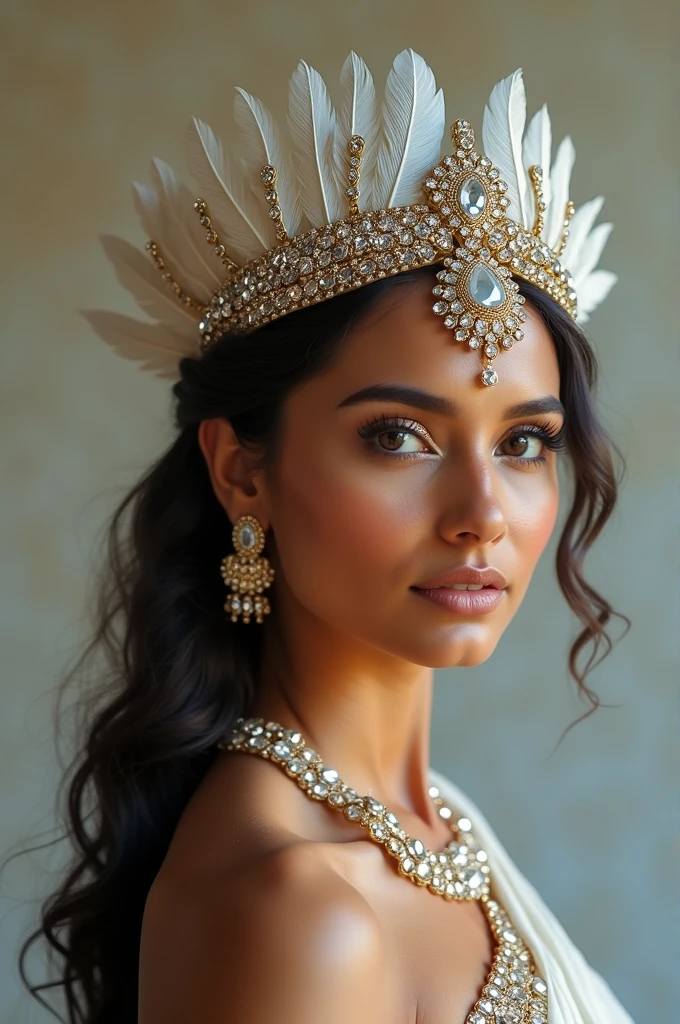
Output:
[
  {"xmin": 315, "ymin": 465, "xmax": 416, "ymax": 569},
  {"xmin": 510, "ymin": 484, "xmax": 559, "ymax": 578},
  {"xmin": 275, "ymin": 446, "xmax": 416, "ymax": 598}
]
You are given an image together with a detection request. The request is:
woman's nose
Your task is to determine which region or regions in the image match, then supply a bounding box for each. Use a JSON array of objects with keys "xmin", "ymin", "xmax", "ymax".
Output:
[{"xmin": 436, "ymin": 456, "xmax": 507, "ymax": 548}]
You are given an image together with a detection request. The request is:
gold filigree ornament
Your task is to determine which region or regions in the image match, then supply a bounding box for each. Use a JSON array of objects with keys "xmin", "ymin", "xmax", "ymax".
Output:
[
  {"xmin": 84, "ymin": 54, "xmax": 617, "ymax": 388},
  {"xmin": 220, "ymin": 515, "xmax": 275, "ymax": 624}
]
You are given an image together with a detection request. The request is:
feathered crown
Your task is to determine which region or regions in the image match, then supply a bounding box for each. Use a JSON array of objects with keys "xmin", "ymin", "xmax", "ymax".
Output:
[{"xmin": 84, "ymin": 50, "xmax": 616, "ymax": 387}]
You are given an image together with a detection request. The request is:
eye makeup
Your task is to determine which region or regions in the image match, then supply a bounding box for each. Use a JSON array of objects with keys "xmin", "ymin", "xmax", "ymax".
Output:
[
  {"xmin": 356, "ymin": 413, "xmax": 566, "ymax": 465},
  {"xmin": 357, "ymin": 413, "xmax": 441, "ymax": 459}
]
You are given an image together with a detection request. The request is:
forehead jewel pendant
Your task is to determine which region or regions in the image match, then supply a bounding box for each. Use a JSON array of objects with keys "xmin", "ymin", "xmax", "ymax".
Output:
[{"xmin": 425, "ymin": 120, "xmax": 530, "ymax": 387}]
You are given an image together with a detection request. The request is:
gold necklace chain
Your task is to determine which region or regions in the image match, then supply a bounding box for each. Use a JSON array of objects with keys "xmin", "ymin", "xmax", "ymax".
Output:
[{"xmin": 218, "ymin": 716, "xmax": 551, "ymax": 1024}]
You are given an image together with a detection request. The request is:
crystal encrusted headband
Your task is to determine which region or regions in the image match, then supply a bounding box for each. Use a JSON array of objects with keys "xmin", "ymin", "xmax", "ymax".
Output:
[{"xmin": 84, "ymin": 51, "xmax": 616, "ymax": 385}]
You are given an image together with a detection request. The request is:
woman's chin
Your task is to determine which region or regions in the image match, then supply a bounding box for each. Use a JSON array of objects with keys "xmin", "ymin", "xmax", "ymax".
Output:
[{"xmin": 402, "ymin": 629, "xmax": 503, "ymax": 669}]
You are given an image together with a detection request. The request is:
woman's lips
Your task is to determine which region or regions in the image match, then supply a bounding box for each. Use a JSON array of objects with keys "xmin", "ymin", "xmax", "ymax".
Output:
[
  {"xmin": 410, "ymin": 585, "xmax": 505, "ymax": 615},
  {"xmin": 412, "ymin": 566, "xmax": 508, "ymax": 590}
]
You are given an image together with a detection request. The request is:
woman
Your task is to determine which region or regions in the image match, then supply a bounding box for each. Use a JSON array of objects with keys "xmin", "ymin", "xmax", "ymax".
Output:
[{"xmin": 17, "ymin": 51, "xmax": 634, "ymax": 1023}]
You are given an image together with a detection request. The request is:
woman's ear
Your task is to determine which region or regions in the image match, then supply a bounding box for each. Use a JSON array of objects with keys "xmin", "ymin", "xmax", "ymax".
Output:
[{"xmin": 197, "ymin": 418, "xmax": 270, "ymax": 527}]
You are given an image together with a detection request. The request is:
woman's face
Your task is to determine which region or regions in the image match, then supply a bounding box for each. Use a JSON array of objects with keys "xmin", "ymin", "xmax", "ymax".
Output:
[{"xmin": 266, "ymin": 277, "xmax": 563, "ymax": 669}]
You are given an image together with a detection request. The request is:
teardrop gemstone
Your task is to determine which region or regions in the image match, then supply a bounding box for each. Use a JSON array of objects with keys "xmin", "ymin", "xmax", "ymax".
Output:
[
  {"xmin": 459, "ymin": 175, "xmax": 487, "ymax": 219},
  {"xmin": 467, "ymin": 264, "xmax": 506, "ymax": 308}
]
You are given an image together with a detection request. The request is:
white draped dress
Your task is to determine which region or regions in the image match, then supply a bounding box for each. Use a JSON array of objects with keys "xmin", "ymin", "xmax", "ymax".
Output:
[{"xmin": 429, "ymin": 768, "xmax": 636, "ymax": 1024}]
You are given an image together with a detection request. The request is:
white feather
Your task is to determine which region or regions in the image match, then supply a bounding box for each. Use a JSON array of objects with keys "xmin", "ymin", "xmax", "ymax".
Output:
[
  {"xmin": 149, "ymin": 158, "xmax": 224, "ymax": 291},
  {"xmin": 544, "ymin": 135, "xmax": 575, "ymax": 249},
  {"xmin": 233, "ymin": 87, "xmax": 302, "ymax": 239},
  {"xmin": 373, "ymin": 49, "xmax": 445, "ymax": 210},
  {"xmin": 100, "ymin": 235, "xmax": 200, "ymax": 333},
  {"xmin": 482, "ymin": 69, "xmax": 530, "ymax": 226},
  {"xmin": 334, "ymin": 51, "xmax": 379, "ymax": 212},
  {"xmin": 521, "ymin": 103, "xmax": 552, "ymax": 223},
  {"xmin": 571, "ymin": 222, "xmax": 614, "ymax": 286},
  {"xmin": 89, "ymin": 53, "xmax": 618, "ymax": 379},
  {"xmin": 81, "ymin": 310, "xmax": 194, "ymax": 379},
  {"xmin": 574, "ymin": 270, "xmax": 618, "ymax": 323},
  {"xmin": 561, "ymin": 196, "xmax": 605, "ymax": 269},
  {"xmin": 132, "ymin": 181, "xmax": 209, "ymax": 302},
  {"xmin": 186, "ymin": 117, "xmax": 271, "ymax": 265},
  {"xmin": 132, "ymin": 159, "xmax": 222, "ymax": 300},
  {"xmin": 288, "ymin": 60, "xmax": 343, "ymax": 226}
]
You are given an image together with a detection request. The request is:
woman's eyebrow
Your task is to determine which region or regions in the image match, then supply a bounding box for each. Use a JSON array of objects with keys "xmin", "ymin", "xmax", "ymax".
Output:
[
  {"xmin": 337, "ymin": 384, "xmax": 456, "ymax": 416},
  {"xmin": 503, "ymin": 397, "xmax": 565, "ymax": 418},
  {"xmin": 337, "ymin": 384, "xmax": 565, "ymax": 420}
]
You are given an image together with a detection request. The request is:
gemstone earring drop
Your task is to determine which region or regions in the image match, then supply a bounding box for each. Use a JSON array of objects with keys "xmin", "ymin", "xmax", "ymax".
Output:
[{"xmin": 220, "ymin": 515, "xmax": 275, "ymax": 624}]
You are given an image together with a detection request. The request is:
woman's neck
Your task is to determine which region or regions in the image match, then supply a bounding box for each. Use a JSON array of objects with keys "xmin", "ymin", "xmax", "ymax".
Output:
[{"xmin": 249, "ymin": 602, "xmax": 438, "ymax": 826}]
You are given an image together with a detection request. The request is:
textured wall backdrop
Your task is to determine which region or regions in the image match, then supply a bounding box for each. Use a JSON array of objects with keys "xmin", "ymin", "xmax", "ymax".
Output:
[{"xmin": 1, "ymin": 1, "xmax": 676, "ymax": 1021}]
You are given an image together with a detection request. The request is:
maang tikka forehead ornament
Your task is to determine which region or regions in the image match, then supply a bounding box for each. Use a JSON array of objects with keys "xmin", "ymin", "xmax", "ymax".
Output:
[{"xmin": 84, "ymin": 50, "xmax": 616, "ymax": 387}]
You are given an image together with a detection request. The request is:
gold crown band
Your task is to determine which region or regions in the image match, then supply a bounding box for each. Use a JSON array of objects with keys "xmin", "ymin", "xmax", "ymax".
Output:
[
  {"xmin": 149, "ymin": 121, "xmax": 578, "ymax": 386},
  {"xmin": 196, "ymin": 202, "xmax": 460, "ymax": 346}
]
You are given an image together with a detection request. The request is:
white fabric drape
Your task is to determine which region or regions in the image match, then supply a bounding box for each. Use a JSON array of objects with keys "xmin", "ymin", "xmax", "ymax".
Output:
[{"xmin": 428, "ymin": 768, "xmax": 636, "ymax": 1024}]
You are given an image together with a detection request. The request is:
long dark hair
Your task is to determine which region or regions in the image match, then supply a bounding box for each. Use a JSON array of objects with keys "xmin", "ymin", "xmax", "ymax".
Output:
[{"xmin": 7, "ymin": 269, "xmax": 628, "ymax": 1022}]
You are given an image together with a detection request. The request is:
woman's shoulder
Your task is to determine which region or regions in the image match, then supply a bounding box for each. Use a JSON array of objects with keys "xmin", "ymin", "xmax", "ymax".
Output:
[
  {"xmin": 139, "ymin": 751, "xmax": 396, "ymax": 1022},
  {"xmin": 144, "ymin": 827, "xmax": 384, "ymax": 954},
  {"xmin": 141, "ymin": 817, "xmax": 391, "ymax": 1021}
]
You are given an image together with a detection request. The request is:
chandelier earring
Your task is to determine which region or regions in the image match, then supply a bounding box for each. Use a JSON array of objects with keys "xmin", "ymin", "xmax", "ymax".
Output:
[{"xmin": 220, "ymin": 515, "xmax": 275, "ymax": 624}]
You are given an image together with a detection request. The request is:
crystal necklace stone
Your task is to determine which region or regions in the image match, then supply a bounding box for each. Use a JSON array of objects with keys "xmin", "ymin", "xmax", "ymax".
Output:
[
  {"xmin": 459, "ymin": 175, "xmax": 487, "ymax": 219},
  {"xmin": 467, "ymin": 264, "xmax": 506, "ymax": 308},
  {"xmin": 222, "ymin": 717, "xmax": 493, "ymax": 901}
]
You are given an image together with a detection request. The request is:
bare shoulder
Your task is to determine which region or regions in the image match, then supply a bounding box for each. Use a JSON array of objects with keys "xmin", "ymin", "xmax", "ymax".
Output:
[{"xmin": 139, "ymin": 841, "xmax": 395, "ymax": 1024}]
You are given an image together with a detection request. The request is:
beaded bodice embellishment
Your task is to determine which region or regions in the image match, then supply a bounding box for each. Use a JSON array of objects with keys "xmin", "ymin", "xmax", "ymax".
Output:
[{"xmin": 219, "ymin": 717, "xmax": 550, "ymax": 1024}]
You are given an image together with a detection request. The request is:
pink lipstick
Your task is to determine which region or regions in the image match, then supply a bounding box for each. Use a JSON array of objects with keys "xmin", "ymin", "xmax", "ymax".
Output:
[{"xmin": 410, "ymin": 566, "xmax": 507, "ymax": 616}]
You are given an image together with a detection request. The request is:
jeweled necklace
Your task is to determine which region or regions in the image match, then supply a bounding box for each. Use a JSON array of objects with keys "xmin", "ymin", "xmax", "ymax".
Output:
[{"xmin": 218, "ymin": 717, "xmax": 551, "ymax": 1024}]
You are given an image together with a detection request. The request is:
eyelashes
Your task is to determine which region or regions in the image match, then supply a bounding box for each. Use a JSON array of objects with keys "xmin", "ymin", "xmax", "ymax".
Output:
[
  {"xmin": 496, "ymin": 422, "xmax": 566, "ymax": 463},
  {"xmin": 356, "ymin": 413, "xmax": 567, "ymax": 464},
  {"xmin": 357, "ymin": 414, "xmax": 435, "ymax": 458},
  {"xmin": 520, "ymin": 422, "xmax": 566, "ymax": 452}
]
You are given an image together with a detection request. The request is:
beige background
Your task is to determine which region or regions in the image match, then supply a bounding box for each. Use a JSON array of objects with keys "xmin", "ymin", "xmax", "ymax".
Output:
[{"xmin": 1, "ymin": 0, "xmax": 677, "ymax": 1021}]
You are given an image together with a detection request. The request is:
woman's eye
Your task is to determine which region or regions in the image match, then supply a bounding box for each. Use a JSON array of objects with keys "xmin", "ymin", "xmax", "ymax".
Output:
[
  {"xmin": 375, "ymin": 428, "xmax": 429, "ymax": 454},
  {"xmin": 358, "ymin": 417, "xmax": 561, "ymax": 463},
  {"xmin": 496, "ymin": 432, "xmax": 545, "ymax": 459},
  {"xmin": 357, "ymin": 417, "xmax": 434, "ymax": 458}
]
